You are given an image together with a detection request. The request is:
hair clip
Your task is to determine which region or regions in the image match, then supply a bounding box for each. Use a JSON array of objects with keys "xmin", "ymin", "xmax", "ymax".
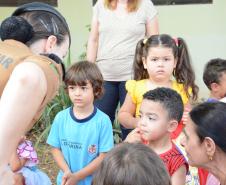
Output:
[
  {"xmin": 143, "ymin": 37, "xmax": 148, "ymax": 45},
  {"xmin": 173, "ymin": 37, "xmax": 179, "ymax": 47}
]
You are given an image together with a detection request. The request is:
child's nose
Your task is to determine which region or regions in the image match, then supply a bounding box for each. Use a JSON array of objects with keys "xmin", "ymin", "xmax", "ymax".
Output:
[
  {"xmin": 157, "ymin": 60, "xmax": 164, "ymax": 66},
  {"xmin": 74, "ymin": 88, "xmax": 81, "ymax": 95},
  {"xmin": 138, "ymin": 117, "xmax": 147, "ymax": 126}
]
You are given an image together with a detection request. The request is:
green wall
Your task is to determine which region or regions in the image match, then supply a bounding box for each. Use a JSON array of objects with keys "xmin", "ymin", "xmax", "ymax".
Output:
[
  {"xmin": 156, "ymin": 0, "xmax": 226, "ymax": 99},
  {"xmin": 1, "ymin": 0, "xmax": 226, "ymax": 99}
]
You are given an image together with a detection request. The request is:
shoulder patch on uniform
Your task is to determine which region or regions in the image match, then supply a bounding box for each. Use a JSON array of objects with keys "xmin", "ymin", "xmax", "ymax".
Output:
[{"xmin": 0, "ymin": 54, "xmax": 13, "ymax": 69}]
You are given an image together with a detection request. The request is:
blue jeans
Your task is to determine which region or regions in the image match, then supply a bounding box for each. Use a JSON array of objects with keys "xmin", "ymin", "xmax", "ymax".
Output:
[{"xmin": 95, "ymin": 81, "xmax": 132, "ymax": 140}]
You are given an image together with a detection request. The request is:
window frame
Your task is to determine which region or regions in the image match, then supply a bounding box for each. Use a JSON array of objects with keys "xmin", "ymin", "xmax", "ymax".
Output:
[
  {"xmin": 0, "ymin": 0, "xmax": 57, "ymax": 7},
  {"xmin": 92, "ymin": 0, "xmax": 212, "ymax": 6}
]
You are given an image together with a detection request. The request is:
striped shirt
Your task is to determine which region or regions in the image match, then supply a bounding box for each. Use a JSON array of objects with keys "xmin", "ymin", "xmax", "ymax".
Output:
[{"xmin": 159, "ymin": 143, "xmax": 189, "ymax": 176}]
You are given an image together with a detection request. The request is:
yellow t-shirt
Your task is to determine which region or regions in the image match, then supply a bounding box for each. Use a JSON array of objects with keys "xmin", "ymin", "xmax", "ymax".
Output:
[{"xmin": 126, "ymin": 79, "xmax": 190, "ymax": 117}]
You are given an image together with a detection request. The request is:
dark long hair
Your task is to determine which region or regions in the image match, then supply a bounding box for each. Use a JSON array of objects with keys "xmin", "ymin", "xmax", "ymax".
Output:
[{"xmin": 133, "ymin": 34, "xmax": 198, "ymax": 100}]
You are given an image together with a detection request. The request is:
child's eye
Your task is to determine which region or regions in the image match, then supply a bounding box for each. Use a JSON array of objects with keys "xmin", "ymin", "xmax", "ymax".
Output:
[
  {"xmin": 164, "ymin": 58, "xmax": 170, "ymax": 62},
  {"xmin": 68, "ymin": 86, "xmax": 75, "ymax": 90},
  {"xmin": 81, "ymin": 86, "xmax": 88, "ymax": 90},
  {"xmin": 148, "ymin": 117, "xmax": 155, "ymax": 121},
  {"xmin": 151, "ymin": 58, "xmax": 158, "ymax": 62}
]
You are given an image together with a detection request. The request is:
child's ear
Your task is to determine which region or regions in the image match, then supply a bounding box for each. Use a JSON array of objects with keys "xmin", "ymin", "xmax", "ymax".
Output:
[
  {"xmin": 93, "ymin": 89, "xmax": 100, "ymax": 98},
  {"xmin": 142, "ymin": 57, "xmax": 147, "ymax": 69},
  {"xmin": 167, "ymin": 120, "xmax": 178, "ymax": 132},
  {"xmin": 94, "ymin": 91, "xmax": 99, "ymax": 97},
  {"xmin": 210, "ymin": 82, "xmax": 219, "ymax": 92}
]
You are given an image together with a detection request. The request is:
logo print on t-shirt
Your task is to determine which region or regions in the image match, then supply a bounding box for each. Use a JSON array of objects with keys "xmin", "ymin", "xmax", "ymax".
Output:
[
  {"xmin": 0, "ymin": 54, "xmax": 13, "ymax": 69},
  {"xmin": 88, "ymin": 144, "xmax": 97, "ymax": 155}
]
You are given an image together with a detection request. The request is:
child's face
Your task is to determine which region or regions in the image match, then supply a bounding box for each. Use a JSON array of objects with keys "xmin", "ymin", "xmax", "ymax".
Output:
[
  {"xmin": 143, "ymin": 47, "xmax": 176, "ymax": 82},
  {"xmin": 67, "ymin": 81, "xmax": 94, "ymax": 109},
  {"xmin": 217, "ymin": 72, "xmax": 226, "ymax": 98},
  {"xmin": 138, "ymin": 99, "xmax": 172, "ymax": 142}
]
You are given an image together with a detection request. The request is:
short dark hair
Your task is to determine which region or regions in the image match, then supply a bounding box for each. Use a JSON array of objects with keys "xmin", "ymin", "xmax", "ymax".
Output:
[
  {"xmin": 92, "ymin": 143, "xmax": 171, "ymax": 185},
  {"xmin": 143, "ymin": 87, "xmax": 184, "ymax": 122},
  {"xmin": 203, "ymin": 58, "xmax": 226, "ymax": 90},
  {"xmin": 190, "ymin": 102, "xmax": 226, "ymax": 153},
  {"xmin": 64, "ymin": 61, "xmax": 103, "ymax": 99}
]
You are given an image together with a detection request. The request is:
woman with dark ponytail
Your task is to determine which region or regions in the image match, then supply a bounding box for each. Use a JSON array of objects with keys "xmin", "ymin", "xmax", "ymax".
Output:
[
  {"xmin": 181, "ymin": 102, "xmax": 226, "ymax": 185},
  {"xmin": 0, "ymin": 2, "xmax": 71, "ymax": 184}
]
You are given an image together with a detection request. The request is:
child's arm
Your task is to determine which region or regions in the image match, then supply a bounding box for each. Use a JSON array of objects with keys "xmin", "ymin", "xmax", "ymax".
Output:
[
  {"xmin": 62, "ymin": 153, "xmax": 106, "ymax": 185},
  {"xmin": 118, "ymin": 93, "xmax": 139, "ymax": 129},
  {"xmin": 9, "ymin": 151, "xmax": 27, "ymax": 172},
  {"xmin": 171, "ymin": 165, "xmax": 187, "ymax": 185},
  {"xmin": 51, "ymin": 147, "xmax": 71, "ymax": 173}
]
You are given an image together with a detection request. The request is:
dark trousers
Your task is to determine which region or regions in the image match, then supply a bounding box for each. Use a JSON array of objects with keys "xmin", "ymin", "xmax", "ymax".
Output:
[{"xmin": 95, "ymin": 81, "xmax": 132, "ymax": 140}]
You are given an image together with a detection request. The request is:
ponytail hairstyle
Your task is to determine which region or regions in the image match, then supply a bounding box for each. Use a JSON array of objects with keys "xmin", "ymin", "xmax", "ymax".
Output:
[
  {"xmin": 133, "ymin": 34, "xmax": 198, "ymax": 101},
  {"xmin": 11, "ymin": 2, "xmax": 71, "ymax": 47},
  {"xmin": 0, "ymin": 16, "xmax": 34, "ymax": 43},
  {"xmin": 175, "ymin": 37, "xmax": 198, "ymax": 100},
  {"xmin": 133, "ymin": 38, "xmax": 149, "ymax": 80}
]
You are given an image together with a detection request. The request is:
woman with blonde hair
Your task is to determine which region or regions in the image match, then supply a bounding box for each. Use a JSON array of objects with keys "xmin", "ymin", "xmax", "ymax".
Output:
[{"xmin": 87, "ymin": 0, "xmax": 158, "ymax": 139}]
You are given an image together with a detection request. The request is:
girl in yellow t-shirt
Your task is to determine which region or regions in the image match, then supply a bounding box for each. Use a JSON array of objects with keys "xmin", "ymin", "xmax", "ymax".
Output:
[
  {"xmin": 118, "ymin": 34, "xmax": 198, "ymax": 131},
  {"xmin": 118, "ymin": 34, "xmax": 199, "ymax": 185}
]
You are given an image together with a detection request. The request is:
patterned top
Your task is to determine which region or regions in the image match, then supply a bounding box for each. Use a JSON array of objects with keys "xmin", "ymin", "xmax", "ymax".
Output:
[
  {"xmin": 17, "ymin": 140, "xmax": 38, "ymax": 167},
  {"xmin": 159, "ymin": 143, "xmax": 188, "ymax": 176}
]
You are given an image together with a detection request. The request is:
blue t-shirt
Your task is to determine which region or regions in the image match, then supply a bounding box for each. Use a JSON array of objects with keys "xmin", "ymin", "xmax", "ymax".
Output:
[{"xmin": 47, "ymin": 106, "xmax": 114, "ymax": 185}]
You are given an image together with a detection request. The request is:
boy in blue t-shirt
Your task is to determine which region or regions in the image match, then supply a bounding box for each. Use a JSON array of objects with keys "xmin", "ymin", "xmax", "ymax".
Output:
[{"xmin": 47, "ymin": 61, "xmax": 114, "ymax": 185}]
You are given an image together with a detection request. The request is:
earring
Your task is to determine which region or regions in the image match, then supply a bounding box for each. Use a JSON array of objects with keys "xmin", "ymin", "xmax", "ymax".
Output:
[{"xmin": 208, "ymin": 155, "xmax": 213, "ymax": 161}]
